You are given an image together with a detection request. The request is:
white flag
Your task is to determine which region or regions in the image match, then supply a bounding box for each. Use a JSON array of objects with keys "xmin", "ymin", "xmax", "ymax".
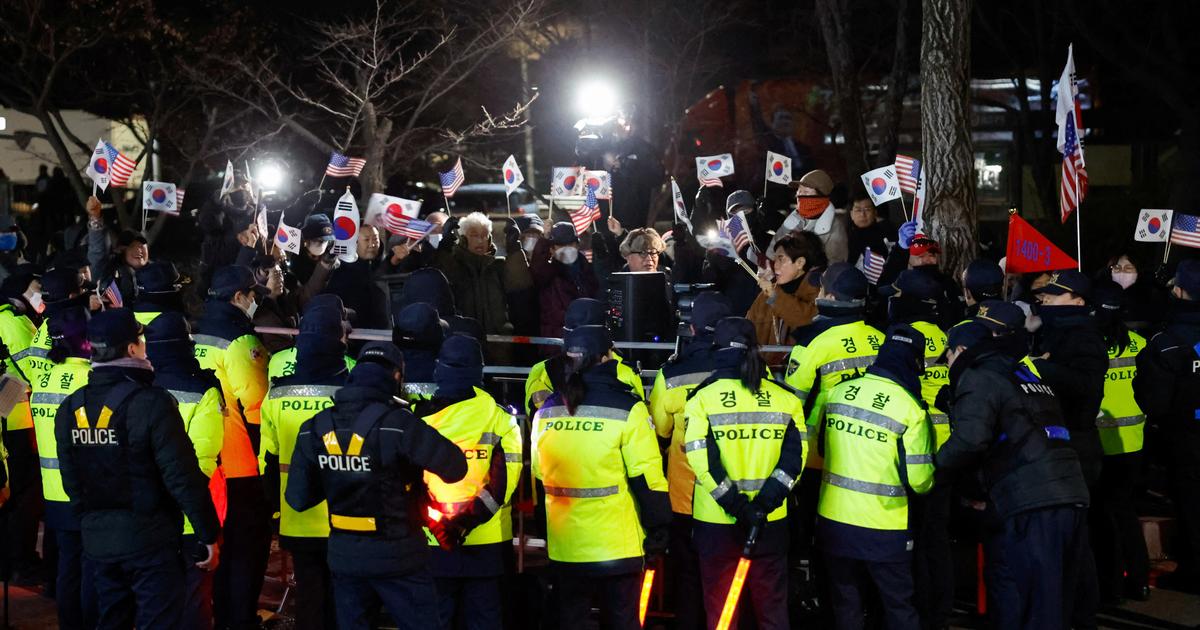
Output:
[
  {"xmin": 860, "ymin": 165, "xmax": 902, "ymax": 206},
  {"xmin": 670, "ymin": 178, "xmax": 692, "ymax": 233},
  {"xmin": 85, "ymin": 139, "xmax": 111, "ymax": 191},
  {"xmin": 765, "ymin": 151, "xmax": 792, "ymax": 186},
  {"xmin": 331, "ymin": 190, "xmax": 361, "ymax": 262},
  {"xmin": 1134, "ymin": 209, "xmax": 1174, "ymax": 243},
  {"xmin": 220, "ymin": 160, "xmax": 236, "ymax": 197},
  {"xmin": 550, "ymin": 167, "xmax": 584, "ymax": 197},
  {"xmin": 365, "ymin": 193, "xmax": 421, "ymax": 230},
  {"xmin": 582, "ymin": 170, "xmax": 612, "ymax": 200},
  {"xmin": 696, "ymin": 153, "xmax": 734, "ymax": 187},
  {"xmin": 255, "ymin": 207, "xmax": 268, "ymax": 244},
  {"xmin": 912, "ymin": 167, "xmax": 928, "ymax": 232},
  {"xmin": 142, "ymin": 181, "xmax": 178, "ymax": 214},
  {"xmin": 502, "ymin": 155, "xmax": 524, "ymax": 196},
  {"xmin": 275, "ymin": 220, "xmax": 302, "ymax": 255}
]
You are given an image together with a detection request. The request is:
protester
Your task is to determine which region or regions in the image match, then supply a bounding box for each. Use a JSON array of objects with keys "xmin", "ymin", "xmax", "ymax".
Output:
[
  {"xmin": 790, "ymin": 169, "xmax": 848, "ymax": 263},
  {"xmin": 325, "ymin": 224, "xmax": 390, "ymax": 330},
  {"xmin": 85, "ymin": 196, "xmax": 149, "ymax": 303},
  {"xmin": 878, "ymin": 223, "xmax": 964, "ymax": 329},
  {"xmin": 745, "ymin": 233, "xmax": 822, "ymax": 348},
  {"xmin": 529, "ymin": 222, "xmax": 599, "ymax": 339},
  {"xmin": 198, "ymin": 185, "xmax": 259, "ymax": 294},
  {"xmin": 1101, "ymin": 251, "xmax": 1165, "ymax": 332},
  {"xmin": 845, "ymin": 189, "xmax": 892, "ymax": 266}
]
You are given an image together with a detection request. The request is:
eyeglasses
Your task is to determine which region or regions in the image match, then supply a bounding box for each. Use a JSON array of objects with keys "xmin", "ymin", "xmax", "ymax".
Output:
[
  {"xmin": 632, "ymin": 250, "xmax": 661, "ymax": 257},
  {"xmin": 1110, "ymin": 264, "xmax": 1136, "ymax": 273}
]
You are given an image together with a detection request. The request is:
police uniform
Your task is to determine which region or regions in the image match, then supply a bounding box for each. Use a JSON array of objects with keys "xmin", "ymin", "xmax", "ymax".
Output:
[
  {"xmin": 817, "ymin": 325, "xmax": 935, "ymax": 630},
  {"xmin": 647, "ymin": 293, "xmax": 731, "ymax": 630},
  {"xmin": 146, "ymin": 312, "xmax": 226, "ymax": 630},
  {"xmin": 193, "ymin": 266, "xmax": 272, "ymax": 630},
  {"xmin": 30, "ymin": 306, "xmax": 94, "ymax": 629},
  {"xmin": 267, "ymin": 346, "xmax": 354, "ymax": 382},
  {"xmin": 285, "ymin": 342, "xmax": 468, "ymax": 630},
  {"xmin": 882, "ymin": 268, "xmax": 953, "ymax": 628},
  {"xmin": 684, "ymin": 318, "xmax": 807, "ymax": 630},
  {"xmin": 524, "ymin": 298, "xmax": 644, "ymax": 418},
  {"xmin": 531, "ymin": 326, "xmax": 670, "ymax": 630},
  {"xmin": 1092, "ymin": 284, "xmax": 1150, "ymax": 600},
  {"xmin": 132, "ymin": 260, "xmax": 186, "ymax": 327},
  {"xmin": 55, "ymin": 309, "xmax": 220, "ymax": 630},
  {"xmin": 260, "ymin": 297, "xmax": 351, "ymax": 630},
  {"xmin": 393, "ymin": 303, "xmax": 447, "ymax": 403},
  {"xmin": 417, "ymin": 335, "xmax": 522, "ymax": 630}
]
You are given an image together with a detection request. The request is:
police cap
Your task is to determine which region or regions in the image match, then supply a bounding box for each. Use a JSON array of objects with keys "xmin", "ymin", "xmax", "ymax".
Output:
[{"xmin": 88, "ymin": 308, "xmax": 143, "ymax": 351}]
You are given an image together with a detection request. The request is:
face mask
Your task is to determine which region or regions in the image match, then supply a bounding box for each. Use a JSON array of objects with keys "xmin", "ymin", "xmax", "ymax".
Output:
[
  {"xmin": 1112, "ymin": 271, "xmax": 1137, "ymax": 290},
  {"xmin": 554, "ymin": 246, "xmax": 579, "ymax": 265},
  {"xmin": 243, "ymin": 298, "xmax": 259, "ymax": 319},
  {"xmin": 26, "ymin": 291, "xmax": 43, "ymax": 313},
  {"xmin": 522, "ymin": 237, "xmax": 539, "ymax": 254},
  {"xmin": 427, "ymin": 234, "xmax": 442, "ymax": 249},
  {"xmin": 307, "ymin": 241, "xmax": 329, "ymax": 256}
]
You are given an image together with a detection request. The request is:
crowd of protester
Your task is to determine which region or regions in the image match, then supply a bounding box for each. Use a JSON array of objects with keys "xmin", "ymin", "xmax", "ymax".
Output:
[{"xmin": 0, "ymin": 157, "xmax": 1193, "ymax": 630}]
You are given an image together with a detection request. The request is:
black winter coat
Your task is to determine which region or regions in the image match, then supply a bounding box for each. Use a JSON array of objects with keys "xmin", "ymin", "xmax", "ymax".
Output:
[
  {"xmin": 55, "ymin": 363, "xmax": 220, "ymax": 561},
  {"xmin": 1133, "ymin": 301, "xmax": 1200, "ymax": 451},
  {"xmin": 937, "ymin": 343, "xmax": 1089, "ymax": 518}
]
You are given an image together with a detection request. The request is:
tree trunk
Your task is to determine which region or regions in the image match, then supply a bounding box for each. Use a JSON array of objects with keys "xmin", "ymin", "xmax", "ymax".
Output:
[
  {"xmin": 34, "ymin": 108, "xmax": 90, "ymax": 207},
  {"xmin": 815, "ymin": 0, "xmax": 870, "ymax": 178},
  {"xmin": 920, "ymin": 0, "xmax": 976, "ymax": 277},
  {"xmin": 877, "ymin": 0, "xmax": 910, "ymax": 166}
]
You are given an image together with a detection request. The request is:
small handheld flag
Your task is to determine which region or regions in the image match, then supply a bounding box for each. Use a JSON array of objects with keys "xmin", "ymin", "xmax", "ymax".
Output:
[
  {"xmin": 1169, "ymin": 213, "xmax": 1200, "ymax": 250},
  {"xmin": 220, "ymin": 160, "xmax": 236, "ymax": 197},
  {"xmin": 696, "ymin": 153, "xmax": 734, "ymax": 188},
  {"xmin": 894, "ymin": 155, "xmax": 921, "ymax": 195},
  {"xmin": 368, "ymin": 194, "xmax": 422, "ymax": 236},
  {"xmin": 86, "ymin": 139, "xmax": 137, "ymax": 191},
  {"xmin": 765, "ymin": 151, "xmax": 792, "ymax": 186},
  {"xmin": 583, "ymin": 170, "xmax": 611, "ymax": 200},
  {"xmin": 176, "ymin": 188, "xmax": 187, "ymax": 210},
  {"xmin": 502, "ymin": 155, "xmax": 525, "ymax": 196},
  {"xmin": 331, "ymin": 191, "xmax": 361, "ymax": 262},
  {"xmin": 102, "ymin": 281, "xmax": 123, "ymax": 308},
  {"xmin": 1134, "ymin": 209, "xmax": 1173, "ymax": 243},
  {"xmin": 724, "ymin": 210, "xmax": 754, "ymax": 254},
  {"xmin": 326, "ymin": 152, "xmax": 366, "ymax": 178},
  {"xmin": 568, "ymin": 185, "xmax": 602, "ymax": 236},
  {"xmin": 857, "ymin": 248, "xmax": 886, "ymax": 285},
  {"xmin": 142, "ymin": 181, "xmax": 179, "ymax": 214},
  {"xmin": 439, "ymin": 158, "xmax": 465, "ymax": 198},
  {"xmin": 551, "ymin": 167, "xmax": 584, "ymax": 197},
  {"xmin": 670, "ymin": 178, "xmax": 692, "ymax": 233},
  {"xmin": 860, "ymin": 166, "xmax": 902, "ymax": 206},
  {"xmin": 1005, "ymin": 213, "xmax": 1077, "ymax": 273},
  {"xmin": 275, "ymin": 220, "xmax": 302, "ymax": 255}
]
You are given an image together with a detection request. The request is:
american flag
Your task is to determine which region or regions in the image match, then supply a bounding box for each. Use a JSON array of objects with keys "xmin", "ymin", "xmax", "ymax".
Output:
[
  {"xmin": 102, "ymin": 280, "xmax": 123, "ymax": 308},
  {"xmin": 1056, "ymin": 45, "xmax": 1088, "ymax": 223},
  {"xmin": 439, "ymin": 158, "xmax": 465, "ymax": 198},
  {"xmin": 894, "ymin": 155, "xmax": 921, "ymax": 195},
  {"xmin": 388, "ymin": 215, "xmax": 433, "ymax": 241},
  {"xmin": 723, "ymin": 210, "xmax": 753, "ymax": 253},
  {"xmin": 858, "ymin": 248, "xmax": 886, "ymax": 284},
  {"xmin": 175, "ymin": 188, "xmax": 186, "ymax": 208},
  {"xmin": 102, "ymin": 142, "xmax": 138, "ymax": 187},
  {"xmin": 326, "ymin": 152, "xmax": 366, "ymax": 178},
  {"xmin": 569, "ymin": 185, "xmax": 602, "ymax": 235},
  {"xmin": 1169, "ymin": 213, "xmax": 1200, "ymax": 249}
]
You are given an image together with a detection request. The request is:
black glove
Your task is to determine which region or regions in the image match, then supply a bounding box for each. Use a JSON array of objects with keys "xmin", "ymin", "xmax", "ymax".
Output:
[
  {"xmin": 934, "ymin": 384, "xmax": 951, "ymax": 415},
  {"xmin": 1154, "ymin": 263, "xmax": 1172, "ymax": 287},
  {"xmin": 643, "ymin": 526, "xmax": 669, "ymax": 559},
  {"xmin": 504, "ymin": 219, "xmax": 521, "ymax": 253},
  {"xmin": 732, "ymin": 501, "xmax": 766, "ymax": 531},
  {"xmin": 440, "ymin": 216, "xmax": 460, "ymax": 252},
  {"xmin": 429, "ymin": 515, "xmax": 466, "ymax": 551}
]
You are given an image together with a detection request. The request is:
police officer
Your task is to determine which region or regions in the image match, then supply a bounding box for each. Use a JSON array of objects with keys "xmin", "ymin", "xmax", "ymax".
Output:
[
  {"xmin": 0, "ymin": 266, "xmax": 44, "ymax": 582},
  {"xmin": 146, "ymin": 312, "xmax": 226, "ymax": 630},
  {"xmin": 960, "ymin": 259, "xmax": 1004, "ymax": 321},
  {"xmin": 647, "ymin": 292, "xmax": 730, "ymax": 630},
  {"xmin": 30, "ymin": 306, "xmax": 94, "ymax": 629},
  {"xmin": 285, "ymin": 342, "xmax": 467, "ymax": 630},
  {"xmin": 393, "ymin": 302, "xmax": 446, "ymax": 403},
  {"xmin": 132, "ymin": 260, "xmax": 186, "ymax": 326},
  {"xmin": 683, "ymin": 317, "xmax": 807, "ymax": 630},
  {"xmin": 937, "ymin": 321, "xmax": 1090, "ymax": 628},
  {"xmin": 881, "ymin": 269, "xmax": 952, "ymax": 627},
  {"xmin": 525, "ymin": 298, "xmax": 644, "ymax": 419},
  {"xmin": 531, "ymin": 325, "xmax": 670, "ymax": 630},
  {"xmin": 193, "ymin": 264, "xmax": 271, "ymax": 630},
  {"xmin": 266, "ymin": 296, "xmax": 355, "ymax": 383},
  {"xmin": 416, "ymin": 335, "xmax": 522, "ymax": 629},
  {"xmin": 1091, "ymin": 281, "xmax": 1150, "ymax": 601},
  {"xmin": 260, "ymin": 296, "xmax": 351, "ymax": 630},
  {"xmin": 818, "ymin": 324, "xmax": 934, "ymax": 630},
  {"xmin": 1134, "ymin": 259, "xmax": 1200, "ymax": 593},
  {"xmin": 55, "ymin": 309, "xmax": 220, "ymax": 629}
]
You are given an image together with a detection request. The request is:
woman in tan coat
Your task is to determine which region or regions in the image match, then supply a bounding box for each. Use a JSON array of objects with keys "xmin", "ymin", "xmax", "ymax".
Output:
[{"xmin": 746, "ymin": 232, "xmax": 826, "ymax": 348}]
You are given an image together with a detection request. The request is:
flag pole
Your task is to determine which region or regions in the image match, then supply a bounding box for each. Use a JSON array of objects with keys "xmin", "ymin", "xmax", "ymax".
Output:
[
  {"xmin": 900, "ymin": 193, "xmax": 911, "ymax": 223},
  {"xmin": 505, "ymin": 192, "xmax": 512, "ymax": 218},
  {"xmin": 1163, "ymin": 219, "xmax": 1174, "ymax": 265},
  {"xmin": 1074, "ymin": 178, "xmax": 1082, "ymax": 271}
]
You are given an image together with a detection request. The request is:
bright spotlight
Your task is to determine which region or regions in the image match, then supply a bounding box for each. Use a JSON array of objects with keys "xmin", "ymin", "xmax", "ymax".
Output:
[
  {"xmin": 256, "ymin": 162, "xmax": 285, "ymax": 190},
  {"xmin": 577, "ymin": 80, "xmax": 618, "ymax": 121}
]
